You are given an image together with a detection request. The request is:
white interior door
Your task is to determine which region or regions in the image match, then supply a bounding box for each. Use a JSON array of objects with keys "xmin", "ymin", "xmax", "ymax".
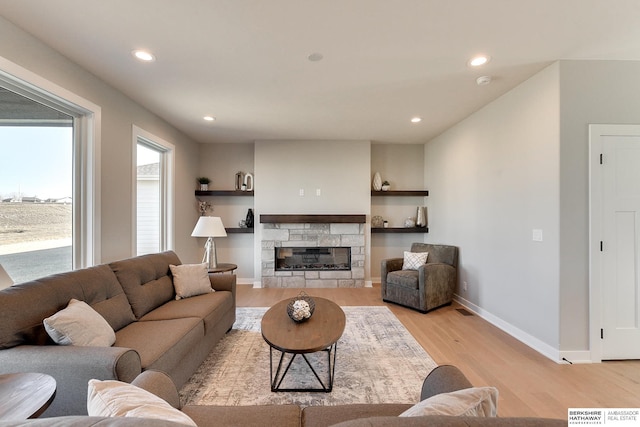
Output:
[{"xmin": 598, "ymin": 131, "xmax": 640, "ymax": 360}]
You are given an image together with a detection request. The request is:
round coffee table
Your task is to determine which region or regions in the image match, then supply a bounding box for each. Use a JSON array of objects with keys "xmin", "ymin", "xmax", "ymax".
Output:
[
  {"xmin": 261, "ymin": 296, "xmax": 346, "ymax": 392},
  {"xmin": 0, "ymin": 373, "xmax": 56, "ymax": 420}
]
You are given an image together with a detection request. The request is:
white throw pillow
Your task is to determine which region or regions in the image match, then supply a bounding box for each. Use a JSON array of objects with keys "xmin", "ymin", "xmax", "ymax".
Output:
[
  {"xmin": 170, "ymin": 263, "xmax": 213, "ymax": 300},
  {"xmin": 43, "ymin": 298, "xmax": 116, "ymax": 347},
  {"xmin": 402, "ymin": 251, "xmax": 429, "ymax": 270},
  {"xmin": 399, "ymin": 386, "xmax": 499, "ymax": 417},
  {"xmin": 87, "ymin": 379, "xmax": 196, "ymax": 426}
]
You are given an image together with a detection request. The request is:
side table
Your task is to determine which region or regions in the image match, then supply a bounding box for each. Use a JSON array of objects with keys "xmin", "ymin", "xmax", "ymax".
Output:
[
  {"xmin": 0, "ymin": 373, "xmax": 57, "ymax": 420},
  {"xmin": 208, "ymin": 263, "xmax": 237, "ymax": 274}
]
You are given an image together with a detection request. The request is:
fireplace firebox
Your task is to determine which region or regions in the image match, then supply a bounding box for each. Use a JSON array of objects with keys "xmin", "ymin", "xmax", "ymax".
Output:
[{"xmin": 275, "ymin": 247, "xmax": 351, "ymax": 271}]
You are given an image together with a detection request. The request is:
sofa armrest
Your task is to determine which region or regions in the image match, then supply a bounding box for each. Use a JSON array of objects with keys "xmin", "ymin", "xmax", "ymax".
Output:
[
  {"xmin": 131, "ymin": 369, "xmax": 181, "ymax": 409},
  {"xmin": 208, "ymin": 273, "xmax": 236, "ymax": 296},
  {"xmin": 0, "ymin": 345, "xmax": 141, "ymax": 416},
  {"xmin": 420, "ymin": 365, "xmax": 473, "ymax": 401}
]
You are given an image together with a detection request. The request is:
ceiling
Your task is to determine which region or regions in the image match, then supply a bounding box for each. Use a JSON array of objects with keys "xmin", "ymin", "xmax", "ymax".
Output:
[{"xmin": 1, "ymin": 0, "xmax": 640, "ymax": 145}]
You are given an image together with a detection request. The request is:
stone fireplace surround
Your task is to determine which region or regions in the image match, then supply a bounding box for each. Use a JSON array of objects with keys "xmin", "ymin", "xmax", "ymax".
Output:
[{"xmin": 260, "ymin": 214, "xmax": 366, "ymax": 288}]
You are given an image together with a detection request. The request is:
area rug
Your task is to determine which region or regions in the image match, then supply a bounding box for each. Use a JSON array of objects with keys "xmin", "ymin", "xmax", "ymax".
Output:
[{"xmin": 179, "ymin": 306, "xmax": 437, "ymax": 407}]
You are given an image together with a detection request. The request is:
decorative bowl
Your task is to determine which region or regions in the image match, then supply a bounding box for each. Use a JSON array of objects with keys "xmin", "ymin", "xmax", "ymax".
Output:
[{"xmin": 286, "ymin": 292, "xmax": 316, "ymax": 323}]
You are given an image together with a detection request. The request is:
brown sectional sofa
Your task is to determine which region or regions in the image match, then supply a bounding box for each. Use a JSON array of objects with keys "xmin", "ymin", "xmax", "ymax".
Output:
[
  {"xmin": 0, "ymin": 251, "xmax": 236, "ymax": 417},
  {"xmin": 0, "ymin": 366, "xmax": 566, "ymax": 426}
]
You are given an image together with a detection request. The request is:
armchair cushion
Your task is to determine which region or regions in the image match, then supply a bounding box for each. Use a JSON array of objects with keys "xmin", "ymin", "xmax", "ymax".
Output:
[{"xmin": 387, "ymin": 270, "xmax": 419, "ymax": 290}]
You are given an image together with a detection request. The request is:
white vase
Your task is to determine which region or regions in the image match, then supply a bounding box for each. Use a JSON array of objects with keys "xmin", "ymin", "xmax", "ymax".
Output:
[{"xmin": 372, "ymin": 172, "xmax": 382, "ymax": 191}]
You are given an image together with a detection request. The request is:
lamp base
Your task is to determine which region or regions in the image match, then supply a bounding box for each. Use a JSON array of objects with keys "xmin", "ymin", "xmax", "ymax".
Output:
[{"xmin": 202, "ymin": 237, "xmax": 219, "ymax": 270}]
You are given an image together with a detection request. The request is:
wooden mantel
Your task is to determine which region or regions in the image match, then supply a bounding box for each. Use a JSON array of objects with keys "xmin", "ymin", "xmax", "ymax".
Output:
[{"xmin": 260, "ymin": 214, "xmax": 366, "ymax": 224}]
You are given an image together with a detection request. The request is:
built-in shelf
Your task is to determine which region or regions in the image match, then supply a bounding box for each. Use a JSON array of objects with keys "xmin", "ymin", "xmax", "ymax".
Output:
[
  {"xmin": 195, "ymin": 190, "xmax": 254, "ymax": 196},
  {"xmin": 226, "ymin": 227, "xmax": 254, "ymax": 234},
  {"xmin": 371, "ymin": 190, "xmax": 429, "ymax": 197},
  {"xmin": 371, "ymin": 227, "xmax": 429, "ymax": 234}
]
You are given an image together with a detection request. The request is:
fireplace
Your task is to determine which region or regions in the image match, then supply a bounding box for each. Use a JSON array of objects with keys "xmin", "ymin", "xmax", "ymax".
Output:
[
  {"xmin": 275, "ymin": 247, "xmax": 351, "ymax": 271},
  {"xmin": 260, "ymin": 214, "xmax": 366, "ymax": 288}
]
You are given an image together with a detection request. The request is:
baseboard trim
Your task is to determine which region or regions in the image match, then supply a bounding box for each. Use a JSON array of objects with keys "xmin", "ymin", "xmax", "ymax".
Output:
[{"xmin": 453, "ymin": 294, "xmax": 578, "ymax": 364}]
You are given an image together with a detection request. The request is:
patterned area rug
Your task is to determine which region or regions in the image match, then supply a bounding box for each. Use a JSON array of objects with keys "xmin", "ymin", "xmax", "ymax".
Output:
[{"xmin": 179, "ymin": 306, "xmax": 437, "ymax": 407}]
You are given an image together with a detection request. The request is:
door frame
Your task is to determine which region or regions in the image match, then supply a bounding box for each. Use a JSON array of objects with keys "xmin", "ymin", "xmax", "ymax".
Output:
[{"xmin": 589, "ymin": 124, "xmax": 640, "ymax": 362}]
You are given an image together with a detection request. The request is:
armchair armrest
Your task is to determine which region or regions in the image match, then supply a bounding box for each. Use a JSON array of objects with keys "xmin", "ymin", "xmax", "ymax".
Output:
[
  {"xmin": 381, "ymin": 258, "xmax": 404, "ymax": 298},
  {"xmin": 420, "ymin": 365, "xmax": 473, "ymax": 401},
  {"xmin": 418, "ymin": 263, "xmax": 456, "ymax": 308},
  {"xmin": 0, "ymin": 345, "xmax": 141, "ymax": 416}
]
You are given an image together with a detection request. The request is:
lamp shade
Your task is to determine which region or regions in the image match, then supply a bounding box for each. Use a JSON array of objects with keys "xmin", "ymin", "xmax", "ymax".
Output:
[{"xmin": 191, "ymin": 216, "xmax": 227, "ymax": 238}]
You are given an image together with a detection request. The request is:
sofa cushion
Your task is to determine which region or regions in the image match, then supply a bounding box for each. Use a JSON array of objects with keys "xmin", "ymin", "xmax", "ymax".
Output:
[
  {"xmin": 183, "ymin": 404, "xmax": 301, "ymax": 427},
  {"xmin": 169, "ymin": 263, "xmax": 212, "ymax": 300},
  {"xmin": 387, "ymin": 270, "xmax": 419, "ymax": 290},
  {"xmin": 140, "ymin": 291, "xmax": 233, "ymax": 335},
  {"xmin": 110, "ymin": 251, "xmax": 182, "ymax": 319},
  {"xmin": 0, "ymin": 264, "xmax": 134, "ymax": 349},
  {"xmin": 302, "ymin": 403, "xmax": 412, "ymax": 427},
  {"xmin": 44, "ymin": 299, "xmax": 116, "ymax": 346},
  {"xmin": 87, "ymin": 379, "xmax": 196, "ymax": 426},
  {"xmin": 399, "ymin": 387, "xmax": 498, "ymax": 418},
  {"xmin": 114, "ymin": 317, "xmax": 203, "ymax": 372},
  {"xmin": 402, "ymin": 251, "xmax": 428, "ymax": 270}
]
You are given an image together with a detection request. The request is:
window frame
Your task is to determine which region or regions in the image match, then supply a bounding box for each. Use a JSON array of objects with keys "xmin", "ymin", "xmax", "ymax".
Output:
[
  {"xmin": 131, "ymin": 125, "xmax": 175, "ymax": 255},
  {"xmin": 0, "ymin": 56, "xmax": 101, "ymax": 268}
]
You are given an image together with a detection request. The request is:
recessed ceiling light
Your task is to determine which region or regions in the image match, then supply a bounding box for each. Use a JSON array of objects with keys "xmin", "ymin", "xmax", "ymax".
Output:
[
  {"xmin": 411, "ymin": 117, "xmax": 422, "ymax": 123},
  {"xmin": 203, "ymin": 116, "xmax": 215, "ymax": 122},
  {"xmin": 307, "ymin": 52, "xmax": 324, "ymax": 62},
  {"xmin": 469, "ymin": 55, "xmax": 490, "ymax": 67},
  {"xmin": 132, "ymin": 50, "xmax": 155, "ymax": 62}
]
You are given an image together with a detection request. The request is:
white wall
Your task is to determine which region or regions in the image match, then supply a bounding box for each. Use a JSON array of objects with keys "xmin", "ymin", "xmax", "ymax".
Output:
[
  {"xmin": 558, "ymin": 60, "xmax": 640, "ymax": 354},
  {"xmin": 0, "ymin": 17, "xmax": 202, "ymax": 263},
  {"xmin": 424, "ymin": 63, "xmax": 562, "ymax": 356}
]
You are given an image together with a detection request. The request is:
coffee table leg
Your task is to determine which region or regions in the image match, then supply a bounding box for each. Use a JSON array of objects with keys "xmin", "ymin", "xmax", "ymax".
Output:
[{"xmin": 269, "ymin": 343, "xmax": 338, "ymax": 392}]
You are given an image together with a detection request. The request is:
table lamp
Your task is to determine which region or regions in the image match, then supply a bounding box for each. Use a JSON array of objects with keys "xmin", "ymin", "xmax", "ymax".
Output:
[{"xmin": 191, "ymin": 216, "xmax": 227, "ymax": 270}]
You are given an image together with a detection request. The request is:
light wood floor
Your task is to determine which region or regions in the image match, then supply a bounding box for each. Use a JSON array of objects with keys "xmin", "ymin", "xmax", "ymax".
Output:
[{"xmin": 237, "ymin": 284, "xmax": 640, "ymax": 420}]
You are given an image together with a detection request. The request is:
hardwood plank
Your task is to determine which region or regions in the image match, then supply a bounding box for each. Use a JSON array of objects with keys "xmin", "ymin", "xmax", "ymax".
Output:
[{"xmin": 237, "ymin": 284, "xmax": 640, "ymax": 420}]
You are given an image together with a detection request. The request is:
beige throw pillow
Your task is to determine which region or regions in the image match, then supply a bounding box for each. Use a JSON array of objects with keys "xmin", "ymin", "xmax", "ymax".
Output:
[
  {"xmin": 43, "ymin": 299, "xmax": 116, "ymax": 347},
  {"xmin": 87, "ymin": 379, "xmax": 196, "ymax": 426},
  {"xmin": 170, "ymin": 263, "xmax": 213, "ymax": 300},
  {"xmin": 402, "ymin": 251, "xmax": 429, "ymax": 270},
  {"xmin": 399, "ymin": 386, "xmax": 499, "ymax": 417}
]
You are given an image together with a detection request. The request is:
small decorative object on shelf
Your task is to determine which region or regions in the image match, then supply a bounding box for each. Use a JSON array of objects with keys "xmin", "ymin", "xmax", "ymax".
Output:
[
  {"xmin": 198, "ymin": 200, "xmax": 212, "ymax": 216},
  {"xmin": 243, "ymin": 173, "xmax": 254, "ymax": 191},
  {"xmin": 372, "ymin": 172, "xmax": 382, "ymax": 191},
  {"xmin": 416, "ymin": 206, "xmax": 427, "ymax": 227},
  {"xmin": 245, "ymin": 208, "xmax": 254, "ymax": 228},
  {"xmin": 235, "ymin": 172, "xmax": 244, "ymax": 190},
  {"xmin": 197, "ymin": 177, "xmax": 211, "ymax": 191},
  {"xmin": 404, "ymin": 217, "xmax": 416, "ymax": 228},
  {"xmin": 287, "ymin": 292, "xmax": 316, "ymax": 322},
  {"xmin": 383, "ymin": 220, "xmax": 389, "ymax": 228},
  {"xmin": 381, "ymin": 181, "xmax": 390, "ymax": 191},
  {"xmin": 372, "ymin": 215, "xmax": 384, "ymax": 228}
]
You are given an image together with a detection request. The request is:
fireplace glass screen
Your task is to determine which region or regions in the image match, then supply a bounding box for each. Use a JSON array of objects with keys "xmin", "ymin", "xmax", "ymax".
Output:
[{"xmin": 275, "ymin": 247, "xmax": 351, "ymax": 271}]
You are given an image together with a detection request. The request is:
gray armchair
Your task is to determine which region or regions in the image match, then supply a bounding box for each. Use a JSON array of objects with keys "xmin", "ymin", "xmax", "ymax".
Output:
[{"xmin": 381, "ymin": 243, "xmax": 458, "ymax": 313}]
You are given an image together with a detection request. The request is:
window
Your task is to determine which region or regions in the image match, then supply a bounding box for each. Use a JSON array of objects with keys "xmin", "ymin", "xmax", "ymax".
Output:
[
  {"xmin": 0, "ymin": 61, "xmax": 100, "ymax": 283},
  {"xmin": 133, "ymin": 126, "xmax": 174, "ymax": 255}
]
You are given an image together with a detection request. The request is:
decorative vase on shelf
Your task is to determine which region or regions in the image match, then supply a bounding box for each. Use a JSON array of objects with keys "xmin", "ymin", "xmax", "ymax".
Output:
[
  {"xmin": 199, "ymin": 184, "xmax": 208, "ymax": 191},
  {"xmin": 245, "ymin": 208, "xmax": 254, "ymax": 228},
  {"xmin": 372, "ymin": 172, "xmax": 382, "ymax": 191},
  {"xmin": 416, "ymin": 206, "xmax": 427, "ymax": 228}
]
